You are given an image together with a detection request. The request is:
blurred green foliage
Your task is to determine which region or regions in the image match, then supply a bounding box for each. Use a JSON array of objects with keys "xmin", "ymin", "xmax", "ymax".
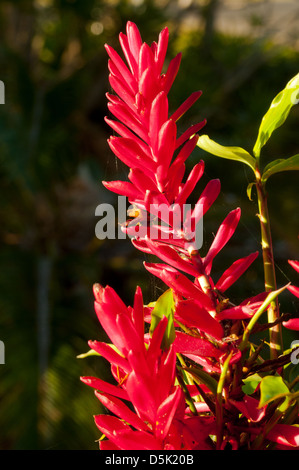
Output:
[{"xmin": 0, "ymin": 0, "xmax": 298, "ymax": 449}]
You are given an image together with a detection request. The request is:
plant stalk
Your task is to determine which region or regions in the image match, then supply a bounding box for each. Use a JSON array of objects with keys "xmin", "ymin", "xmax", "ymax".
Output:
[{"xmin": 255, "ymin": 168, "xmax": 283, "ymax": 359}]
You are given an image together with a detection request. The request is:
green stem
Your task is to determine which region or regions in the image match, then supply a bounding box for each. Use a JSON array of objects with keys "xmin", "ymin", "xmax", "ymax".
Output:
[
  {"xmin": 215, "ymin": 353, "xmax": 232, "ymax": 449},
  {"xmin": 255, "ymin": 168, "xmax": 283, "ymax": 359}
]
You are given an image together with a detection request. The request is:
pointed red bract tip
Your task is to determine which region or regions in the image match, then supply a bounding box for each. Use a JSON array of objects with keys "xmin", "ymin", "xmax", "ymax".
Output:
[
  {"xmin": 171, "ymin": 90, "xmax": 203, "ymax": 122},
  {"xmin": 93, "ymin": 283, "xmax": 104, "ymax": 303},
  {"xmin": 288, "ymin": 259, "xmax": 299, "ymax": 274}
]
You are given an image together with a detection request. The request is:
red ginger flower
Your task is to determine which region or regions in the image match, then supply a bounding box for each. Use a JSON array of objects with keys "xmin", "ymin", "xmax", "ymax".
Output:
[
  {"xmin": 102, "ymin": 22, "xmax": 261, "ymax": 368},
  {"xmin": 81, "ymin": 285, "xmax": 299, "ymax": 450},
  {"xmin": 104, "ymin": 21, "xmax": 259, "ymax": 285},
  {"xmin": 103, "ymin": 21, "xmax": 206, "ymax": 207},
  {"xmin": 81, "ymin": 284, "xmax": 216, "ymax": 450}
]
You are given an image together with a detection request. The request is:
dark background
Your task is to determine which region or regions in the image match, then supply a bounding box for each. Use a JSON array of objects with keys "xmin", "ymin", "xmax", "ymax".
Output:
[{"xmin": 0, "ymin": 0, "xmax": 298, "ymax": 449}]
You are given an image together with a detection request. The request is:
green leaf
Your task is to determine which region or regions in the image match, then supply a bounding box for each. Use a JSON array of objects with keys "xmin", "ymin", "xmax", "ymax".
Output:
[
  {"xmin": 197, "ymin": 135, "xmax": 256, "ymax": 171},
  {"xmin": 246, "ymin": 182, "xmax": 256, "ymax": 201},
  {"xmin": 253, "ymin": 73, "xmax": 299, "ymax": 158},
  {"xmin": 259, "ymin": 375, "xmax": 290, "ymax": 410},
  {"xmin": 77, "ymin": 349, "xmax": 101, "ymax": 359},
  {"xmin": 242, "ymin": 373, "xmax": 263, "ymax": 395},
  {"xmin": 262, "ymin": 154, "xmax": 299, "ymax": 183},
  {"xmin": 150, "ymin": 289, "xmax": 176, "ymax": 350}
]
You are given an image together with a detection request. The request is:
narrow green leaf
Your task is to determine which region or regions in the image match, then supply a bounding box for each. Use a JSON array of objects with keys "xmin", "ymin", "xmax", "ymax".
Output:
[
  {"xmin": 150, "ymin": 289, "xmax": 176, "ymax": 349},
  {"xmin": 240, "ymin": 284, "xmax": 290, "ymax": 350},
  {"xmin": 197, "ymin": 135, "xmax": 256, "ymax": 171},
  {"xmin": 259, "ymin": 375, "xmax": 290, "ymax": 410},
  {"xmin": 247, "ymin": 182, "xmax": 256, "ymax": 201},
  {"xmin": 217, "ymin": 352, "xmax": 233, "ymax": 395},
  {"xmin": 176, "ymin": 373, "xmax": 198, "ymax": 416},
  {"xmin": 262, "ymin": 154, "xmax": 299, "ymax": 183},
  {"xmin": 253, "ymin": 73, "xmax": 299, "ymax": 158},
  {"xmin": 77, "ymin": 343, "xmax": 122, "ymax": 359},
  {"xmin": 180, "ymin": 366, "xmax": 218, "ymax": 396}
]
